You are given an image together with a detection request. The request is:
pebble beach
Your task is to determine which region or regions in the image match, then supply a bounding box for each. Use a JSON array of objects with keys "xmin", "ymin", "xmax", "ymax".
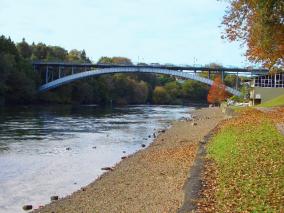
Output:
[{"xmin": 33, "ymin": 107, "xmax": 224, "ymax": 213}]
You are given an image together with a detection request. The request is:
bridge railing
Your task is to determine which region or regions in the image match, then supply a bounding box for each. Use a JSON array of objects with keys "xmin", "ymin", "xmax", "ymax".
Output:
[{"xmin": 32, "ymin": 61, "xmax": 269, "ymax": 73}]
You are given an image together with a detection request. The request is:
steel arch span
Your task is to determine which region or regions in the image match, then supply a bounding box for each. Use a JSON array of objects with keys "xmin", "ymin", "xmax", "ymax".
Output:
[{"xmin": 39, "ymin": 67, "xmax": 242, "ymax": 96}]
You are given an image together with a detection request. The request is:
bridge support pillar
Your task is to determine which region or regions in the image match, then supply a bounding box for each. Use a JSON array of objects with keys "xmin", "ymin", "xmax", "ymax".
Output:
[
  {"xmin": 235, "ymin": 72, "xmax": 239, "ymax": 90},
  {"xmin": 58, "ymin": 66, "xmax": 61, "ymax": 78},
  {"xmin": 45, "ymin": 66, "xmax": 49, "ymax": 83}
]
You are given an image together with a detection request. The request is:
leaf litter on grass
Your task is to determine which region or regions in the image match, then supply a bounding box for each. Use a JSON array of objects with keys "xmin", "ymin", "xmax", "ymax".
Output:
[{"xmin": 196, "ymin": 107, "xmax": 284, "ymax": 213}]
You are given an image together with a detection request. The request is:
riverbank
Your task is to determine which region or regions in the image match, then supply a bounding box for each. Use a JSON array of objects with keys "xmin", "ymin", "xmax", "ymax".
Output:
[{"xmin": 32, "ymin": 107, "xmax": 224, "ymax": 212}]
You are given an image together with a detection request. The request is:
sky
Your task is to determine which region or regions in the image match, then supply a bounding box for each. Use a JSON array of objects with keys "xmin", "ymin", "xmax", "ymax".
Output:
[{"xmin": 0, "ymin": 0, "xmax": 250, "ymax": 67}]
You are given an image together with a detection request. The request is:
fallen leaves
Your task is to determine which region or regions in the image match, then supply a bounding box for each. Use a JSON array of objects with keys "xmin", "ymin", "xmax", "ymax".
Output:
[{"xmin": 196, "ymin": 107, "xmax": 284, "ymax": 212}]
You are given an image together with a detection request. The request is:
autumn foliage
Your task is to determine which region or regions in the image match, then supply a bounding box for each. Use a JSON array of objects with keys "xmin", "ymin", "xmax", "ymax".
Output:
[
  {"xmin": 207, "ymin": 75, "xmax": 227, "ymax": 105},
  {"xmin": 222, "ymin": 0, "xmax": 284, "ymax": 68}
]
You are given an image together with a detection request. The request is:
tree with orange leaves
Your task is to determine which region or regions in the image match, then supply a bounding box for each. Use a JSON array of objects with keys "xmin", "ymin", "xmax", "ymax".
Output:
[
  {"xmin": 221, "ymin": 0, "xmax": 284, "ymax": 68},
  {"xmin": 207, "ymin": 75, "xmax": 228, "ymax": 105}
]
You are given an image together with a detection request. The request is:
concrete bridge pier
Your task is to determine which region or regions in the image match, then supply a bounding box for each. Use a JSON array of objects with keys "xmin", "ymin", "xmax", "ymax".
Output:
[{"xmin": 235, "ymin": 72, "xmax": 239, "ymax": 90}]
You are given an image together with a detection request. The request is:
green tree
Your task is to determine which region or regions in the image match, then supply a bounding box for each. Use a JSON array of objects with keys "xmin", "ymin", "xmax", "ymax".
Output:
[
  {"xmin": 224, "ymin": 75, "xmax": 237, "ymax": 88},
  {"xmin": 153, "ymin": 86, "xmax": 171, "ymax": 104},
  {"xmin": 17, "ymin": 38, "xmax": 32, "ymax": 59},
  {"xmin": 0, "ymin": 35, "xmax": 38, "ymax": 105},
  {"xmin": 6, "ymin": 69, "xmax": 36, "ymax": 104},
  {"xmin": 67, "ymin": 49, "xmax": 83, "ymax": 62},
  {"xmin": 72, "ymin": 81, "xmax": 94, "ymax": 104},
  {"xmin": 32, "ymin": 43, "xmax": 48, "ymax": 60},
  {"xmin": 157, "ymin": 75, "xmax": 175, "ymax": 85},
  {"xmin": 182, "ymin": 80, "xmax": 209, "ymax": 101},
  {"xmin": 46, "ymin": 46, "xmax": 68, "ymax": 61},
  {"xmin": 165, "ymin": 81, "xmax": 181, "ymax": 98},
  {"xmin": 98, "ymin": 56, "xmax": 132, "ymax": 65}
]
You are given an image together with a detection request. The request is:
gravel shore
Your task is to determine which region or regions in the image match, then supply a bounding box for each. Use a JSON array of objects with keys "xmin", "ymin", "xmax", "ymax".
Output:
[{"xmin": 33, "ymin": 107, "xmax": 224, "ymax": 213}]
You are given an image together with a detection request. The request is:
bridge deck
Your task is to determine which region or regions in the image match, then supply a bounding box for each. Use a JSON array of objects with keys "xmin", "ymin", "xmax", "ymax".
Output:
[{"xmin": 33, "ymin": 62, "xmax": 269, "ymax": 73}]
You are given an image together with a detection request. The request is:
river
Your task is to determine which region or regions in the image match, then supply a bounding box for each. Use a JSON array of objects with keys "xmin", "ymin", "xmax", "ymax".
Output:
[{"xmin": 0, "ymin": 105, "xmax": 193, "ymax": 212}]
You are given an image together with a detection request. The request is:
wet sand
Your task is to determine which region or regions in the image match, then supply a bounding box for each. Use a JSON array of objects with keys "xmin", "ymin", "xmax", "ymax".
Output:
[{"xmin": 33, "ymin": 107, "xmax": 224, "ymax": 213}]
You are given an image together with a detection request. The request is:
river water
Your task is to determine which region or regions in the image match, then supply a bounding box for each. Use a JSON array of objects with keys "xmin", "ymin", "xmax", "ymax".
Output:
[{"xmin": 0, "ymin": 105, "xmax": 193, "ymax": 212}]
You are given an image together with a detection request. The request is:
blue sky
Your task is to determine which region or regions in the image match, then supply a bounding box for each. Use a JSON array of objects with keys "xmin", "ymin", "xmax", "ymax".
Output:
[{"xmin": 0, "ymin": 0, "xmax": 250, "ymax": 66}]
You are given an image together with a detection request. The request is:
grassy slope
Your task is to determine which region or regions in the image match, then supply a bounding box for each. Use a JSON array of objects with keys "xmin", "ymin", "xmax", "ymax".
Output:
[
  {"xmin": 258, "ymin": 94, "xmax": 284, "ymax": 107},
  {"xmin": 207, "ymin": 109, "xmax": 284, "ymax": 212}
]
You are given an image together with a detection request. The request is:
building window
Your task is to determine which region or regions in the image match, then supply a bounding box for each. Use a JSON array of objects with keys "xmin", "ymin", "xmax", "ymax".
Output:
[{"xmin": 254, "ymin": 74, "xmax": 284, "ymax": 88}]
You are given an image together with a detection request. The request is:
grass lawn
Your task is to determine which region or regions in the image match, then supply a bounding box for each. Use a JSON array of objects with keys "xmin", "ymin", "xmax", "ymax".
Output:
[
  {"xmin": 203, "ymin": 109, "xmax": 284, "ymax": 212},
  {"xmin": 258, "ymin": 94, "xmax": 284, "ymax": 107}
]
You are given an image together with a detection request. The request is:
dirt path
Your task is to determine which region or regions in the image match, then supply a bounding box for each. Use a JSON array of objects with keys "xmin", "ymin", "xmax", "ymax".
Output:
[{"xmin": 33, "ymin": 108, "xmax": 224, "ymax": 213}]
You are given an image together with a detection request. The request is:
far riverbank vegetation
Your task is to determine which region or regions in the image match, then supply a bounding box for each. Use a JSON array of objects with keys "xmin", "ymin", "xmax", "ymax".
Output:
[{"xmin": 0, "ymin": 35, "xmax": 247, "ymax": 106}]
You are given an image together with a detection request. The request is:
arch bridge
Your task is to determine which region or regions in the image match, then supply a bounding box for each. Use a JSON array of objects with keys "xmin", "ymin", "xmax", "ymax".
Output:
[{"xmin": 33, "ymin": 62, "xmax": 269, "ymax": 97}]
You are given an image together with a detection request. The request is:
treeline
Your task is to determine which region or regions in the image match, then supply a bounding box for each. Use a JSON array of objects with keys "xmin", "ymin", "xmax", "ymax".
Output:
[
  {"xmin": 0, "ymin": 35, "xmax": 240, "ymax": 106},
  {"xmin": 0, "ymin": 36, "xmax": 91, "ymax": 105}
]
